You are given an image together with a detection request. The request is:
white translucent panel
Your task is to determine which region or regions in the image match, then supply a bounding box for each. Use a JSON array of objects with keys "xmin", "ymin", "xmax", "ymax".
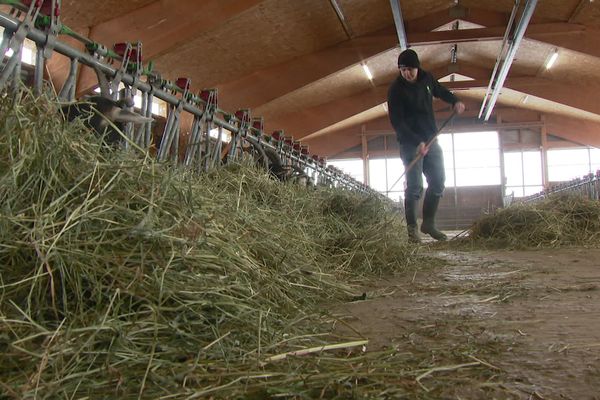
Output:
[
  {"xmin": 547, "ymin": 149, "xmax": 589, "ymax": 166},
  {"xmin": 523, "ymin": 185, "xmax": 544, "ymax": 196},
  {"xmin": 452, "ymin": 131, "xmax": 499, "ymax": 150},
  {"xmin": 503, "ymin": 152, "xmax": 524, "ymax": 186},
  {"xmin": 522, "ymin": 151, "xmax": 542, "ymax": 185},
  {"xmin": 368, "ymin": 159, "xmax": 388, "ymax": 192},
  {"xmin": 95, "ymin": 85, "xmax": 168, "ymax": 117},
  {"xmin": 1, "ymin": 27, "xmax": 36, "ymax": 65},
  {"xmin": 386, "ymin": 191, "xmax": 404, "ymax": 202},
  {"xmin": 454, "ymin": 148, "xmax": 500, "ymax": 168},
  {"xmin": 443, "ymin": 166, "xmax": 455, "ymax": 187},
  {"xmin": 385, "ymin": 158, "xmax": 405, "ymax": 192},
  {"xmin": 590, "ymin": 148, "xmax": 600, "ymax": 173},
  {"xmin": 506, "ymin": 186, "xmax": 525, "ymax": 198},
  {"xmin": 208, "ymin": 128, "xmax": 232, "ymax": 143},
  {"xmin": 132, "ymin": 95, "xmax": 168, "ymax": 117},
  {"xmin": 438, "ymin": 135, "xmax": 455, "ymax": 170},
  {"xmin": 329, "ymin": 159, "xmax": 364, "ymax": 183},
  {"xmin": 455, "ymin": 167, "xmax": 501, "ymax": 186},
  {"xmin": 548, "ymin": 165, "xmax": 592, "ymax": 182}
]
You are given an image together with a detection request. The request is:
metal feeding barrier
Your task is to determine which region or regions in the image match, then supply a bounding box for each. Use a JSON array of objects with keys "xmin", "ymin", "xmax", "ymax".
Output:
[
  {"xmin": 0, "ymin": 0, "xmax": 382, "ymax": 197},
  {"xmin": 520, "ymin": 170, "xmax": 600, "ymax": 204}
]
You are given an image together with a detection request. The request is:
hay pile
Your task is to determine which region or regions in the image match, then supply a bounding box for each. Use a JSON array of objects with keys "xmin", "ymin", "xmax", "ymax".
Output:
[
  {"xmin": 469, "ymin": 194, "xmax": 600, "ymax": 247},
  {"xmin": 0, "ymin": 93, "xmax": 424, "ymax": 398}
]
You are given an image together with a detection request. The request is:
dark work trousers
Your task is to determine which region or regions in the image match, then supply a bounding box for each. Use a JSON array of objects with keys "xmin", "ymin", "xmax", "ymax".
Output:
[{"xmin": 399, "ymin": 140, "xmax": 445, "ymax": 224}]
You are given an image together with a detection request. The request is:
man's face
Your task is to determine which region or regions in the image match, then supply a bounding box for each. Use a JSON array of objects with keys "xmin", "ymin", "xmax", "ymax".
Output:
[{"xmin": 399, "ymin": 67, "xmax": 418, "ymax": 83}]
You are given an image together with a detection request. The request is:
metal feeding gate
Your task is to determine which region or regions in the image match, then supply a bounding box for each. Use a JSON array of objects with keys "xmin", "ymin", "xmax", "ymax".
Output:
[
  {"xmin": 521, "ymin": 171, "xmax": 600, "ymax": 204},
  {"xmin": 0, "ymin": 0, "xmax": 381, "ymax": 197}
]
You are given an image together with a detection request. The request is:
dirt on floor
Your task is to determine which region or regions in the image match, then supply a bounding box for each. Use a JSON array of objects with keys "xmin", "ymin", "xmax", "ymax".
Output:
[{"xmin": 333, "ymin": 247, "xmax": 600, "ymax": 399}]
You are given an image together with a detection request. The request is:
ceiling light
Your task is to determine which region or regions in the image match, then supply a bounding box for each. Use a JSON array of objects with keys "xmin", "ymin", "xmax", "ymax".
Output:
[
  {"xmin": 362, "ymin": 64, "xmax": 373, "ymax": 80},
  {"xmin": 545, "ymin": 50, "xmax": 559, "ymax": 69}
]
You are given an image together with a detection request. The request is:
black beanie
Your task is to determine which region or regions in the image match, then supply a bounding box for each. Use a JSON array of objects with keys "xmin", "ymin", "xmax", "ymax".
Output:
[{"xmin": 397, "ymin": 49, "xmax": 420, "ymax": 68}]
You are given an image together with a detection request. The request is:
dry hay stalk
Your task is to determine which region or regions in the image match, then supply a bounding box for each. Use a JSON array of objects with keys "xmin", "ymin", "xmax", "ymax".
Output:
[
  {"xmin": 468, "ymin": 193, "xmax": 600, "ymax": 247},
  {"xmin": 0, "ymin": 92, "xmax": 497, "ymax": 399}
]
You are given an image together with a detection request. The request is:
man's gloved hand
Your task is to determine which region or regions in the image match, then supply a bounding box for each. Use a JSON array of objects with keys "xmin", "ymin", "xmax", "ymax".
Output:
[
  {"xmin": 454, "ymin": 101, "xmax": 466, "ymax": 114},
  {"xmin": 416, "ymin": 142, "xmax": 429, "ymax": 156}
]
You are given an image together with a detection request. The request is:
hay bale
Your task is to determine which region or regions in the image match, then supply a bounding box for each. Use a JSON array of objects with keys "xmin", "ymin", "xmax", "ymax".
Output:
[
  {"xmin": 469, "ymin": 193, "xmax": 600, "ymax": 247},
  {"xmin": 0, "ymin": 93, "xmax": 423, "ymax": 398}
]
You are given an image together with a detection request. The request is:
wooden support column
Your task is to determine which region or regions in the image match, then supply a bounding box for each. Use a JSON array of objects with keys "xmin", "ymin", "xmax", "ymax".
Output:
[
  {"xmin": 361, "ymin": 124, "xmax": 369, "ymax": 185},
  {"xmin": 540, "ymin": 115, "xmax": 549, "ymax": 188}
]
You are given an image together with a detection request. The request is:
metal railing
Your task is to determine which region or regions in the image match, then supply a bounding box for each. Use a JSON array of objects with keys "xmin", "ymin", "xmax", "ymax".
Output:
[
  {"xmin": 0, "ymin": 0, "xmax": 384, "ymax": 198},
  {"xmin": 520, "ymin": 170, "xmax": 600, "ymax": 203}
]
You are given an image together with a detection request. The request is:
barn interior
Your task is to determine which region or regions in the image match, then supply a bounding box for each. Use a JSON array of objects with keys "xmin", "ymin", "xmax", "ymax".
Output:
[
  {"xmin": 29, "ymin": 0, "xmax": 600, "ymax": 229},
  {"xmin": 1, "ymin": 0, "xmax": 600, "ymax": 398}
]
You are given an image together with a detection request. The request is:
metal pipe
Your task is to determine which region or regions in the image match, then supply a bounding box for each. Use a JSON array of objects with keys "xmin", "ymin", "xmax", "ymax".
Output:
[
  {"xmin": 478, "ymin": 0, "xmax": 520, "ymax": 119},
  {"xmin": 389, "ymin": 0, "xmax": 408, "ymax": 50},
  {"xmin": 329, "ymin": 0, "xmax": 353, "ymax": 39},
  {"xmin": 481, "ymin": 0, "xmax": 538, "ymax": 121},
  {"xmin": 0, "ymin": 10, "xmax": 380, "ymax": 198}
]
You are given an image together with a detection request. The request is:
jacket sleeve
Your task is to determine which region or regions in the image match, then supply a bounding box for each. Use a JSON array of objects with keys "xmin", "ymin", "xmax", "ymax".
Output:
[
  {"xmin": 387, "ymin": 84, "xmax": 423, "ymax": 145},
  {"xmin": 431, "ymin": 75, "xmax": 459, "ymax": 106}
]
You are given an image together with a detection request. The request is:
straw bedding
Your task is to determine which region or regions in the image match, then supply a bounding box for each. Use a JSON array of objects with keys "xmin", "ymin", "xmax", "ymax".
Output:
[
  {"xmin": 468, "ymin": 194, "xmax": 600, "ymax": 248},
  {"xmin": 0, "ymin": 93, "xmax": 425, "ymax": 398}
]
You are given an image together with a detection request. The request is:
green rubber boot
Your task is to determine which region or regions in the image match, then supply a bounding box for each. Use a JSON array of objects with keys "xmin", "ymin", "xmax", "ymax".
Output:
[
  {"xmin": 404, "ymin": 198, "xmax": 421, "ymax": 244},
  {"xmin": 420, "ymin": 193, "xmax": 447, "ymax": 241}
]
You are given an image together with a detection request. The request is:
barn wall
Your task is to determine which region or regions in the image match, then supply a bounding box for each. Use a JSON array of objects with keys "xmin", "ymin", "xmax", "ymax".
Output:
[{"xmin": 429, "ymin": 185, "xmax": 503, "ymax": 230}]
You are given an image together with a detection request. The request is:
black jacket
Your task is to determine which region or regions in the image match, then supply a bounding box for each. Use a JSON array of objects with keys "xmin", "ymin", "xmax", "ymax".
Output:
[{"xmin": 387, "ymin": 69, "xmax": 458, "ymax": 146}]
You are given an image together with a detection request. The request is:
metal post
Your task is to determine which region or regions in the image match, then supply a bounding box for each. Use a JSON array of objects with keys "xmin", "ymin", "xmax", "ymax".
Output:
[
  {"xmin": 481, "ymin": 0, "xmax": 538, "ymax": 121},
  {"xmin": 389, "ymin": 0, "xmax": 408, "ymax": 50}
]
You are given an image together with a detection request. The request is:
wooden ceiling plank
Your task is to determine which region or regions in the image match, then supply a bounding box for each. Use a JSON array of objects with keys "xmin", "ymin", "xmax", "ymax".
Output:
[
  {"xmin": 220, "ymin": 21, "xmax": 591, "ymax": 114},
  {"xmin": 405, "ymin": 5, "xmax": 510, "ymax": 33},
  {"xmin": 217, "ymin": 26, "xmax": 397, "ymax": 111},
  {"xmin": 264, "ymin": 84, "xmax": 389, "ymax": 138},
  {"xmin": 545, "ymin": 115, "xmax": 600, "ymax": 148},
  {"xmin": 73, "ymin": 0, "xmax": 264, "ymax": 95},
  {"xmin": 568, "ymin": 0, "xmax": 590, "ymax": 23},
  {"xmin": 306, "ymin": 109, "xmax": 600, "ymax": 158},
  {"xmin": 409, "ymin": 23, "xmax": 585, "ymax": 46}
]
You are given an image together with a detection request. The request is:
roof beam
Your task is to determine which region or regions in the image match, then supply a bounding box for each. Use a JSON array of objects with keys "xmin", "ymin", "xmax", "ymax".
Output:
[
  {"xmin": 306, "ymin": 111, "xmax": 600, "ymax": 158},
  {"xmin": 408, "ymin": 23, "xmax": 584, "ymax": 46},
  {"xmin": 276, "ymin": 60, "xmax": 600, "ymax": 145},
  {"xmin": 389, "ymin": 0, "xmax": 408, "ymax": 50},
  {"xmin": 217, "ymin": 26, "xmax": 398, "ymax": 111},
  {"xmin": 545, "ymin": 114, "xmax": 600, "ymax": 148},
  {"xmin": 405, "ymin": 6, "xmax": 510, "ymax": 32},
  {"xmin": 219, "ymin": 21, "xmax": 594, "ymax": 114},
  {"xmin": 264, "ymin": 84, "xmax": 389, "ymax": 139},
  {"xmin": 568, "ymin": 0, "xmax": 591, "ymax": 23}
]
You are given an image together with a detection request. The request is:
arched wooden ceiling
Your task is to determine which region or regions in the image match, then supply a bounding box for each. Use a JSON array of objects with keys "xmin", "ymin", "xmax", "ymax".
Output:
[{"xmin": 50, "ymin": 0, "xmax": 600, "ymax": 158}]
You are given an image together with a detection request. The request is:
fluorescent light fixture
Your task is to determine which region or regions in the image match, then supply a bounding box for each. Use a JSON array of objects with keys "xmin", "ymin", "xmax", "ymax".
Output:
[
  {"xmin": 545, "ymin": 50, "xmax": 559, "ymax": 69},
  {"xmin": 382, "ymin": 102, "xmax": 388, "ymax": 112},
  {"xmin": 362, "ymin": 63, "xmax": 373, "ymax": 80}
]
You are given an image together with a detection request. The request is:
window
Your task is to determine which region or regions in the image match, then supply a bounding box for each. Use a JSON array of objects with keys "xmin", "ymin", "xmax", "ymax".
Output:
[
  {"xmin": 209, "ymin": 127, "xmax": 232, "ymax": 144},
  {"xmin": 368, "ymin": 158, "xmax": 405, "ymax": 201},
  {"xmin": 328, "ymin": 159, "xmax": 364, "ymax": 183},
  {"xmin": 440, "ymin": 131, "xmax": 501, "ymax": 187},
  {"xmin": 548, "ymin": 148, "xmax": 594, "ymax": 182},
  {"xmin": 0, "ymin": 27, "xmax": 37, "ymax": 65},
  {"xmin": 503, "ymin": 151, "xmax": 543, "ymax": 197},
  {"xmin": 94, "ymin": 84, "xmax": 168, "ymax": 117}
]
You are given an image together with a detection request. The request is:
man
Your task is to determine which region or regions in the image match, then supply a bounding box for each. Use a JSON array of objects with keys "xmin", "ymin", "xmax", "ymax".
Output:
[{"xmin": 387, "ymin": 48, "xmax": 465, "ymax": 243}]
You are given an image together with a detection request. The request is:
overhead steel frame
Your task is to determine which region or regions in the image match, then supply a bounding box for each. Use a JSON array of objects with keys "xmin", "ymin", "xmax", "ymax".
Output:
[
  {"xmin": 389, "ymin": 0, "xmax": 408, "ymax": 50},
  {"xmin": 0, "ymin": 2, "xmax": 382, "ymax": 197},
  {"xmin": 479, "ymin": 0, "xmax": 538, "ymax": 122}
]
